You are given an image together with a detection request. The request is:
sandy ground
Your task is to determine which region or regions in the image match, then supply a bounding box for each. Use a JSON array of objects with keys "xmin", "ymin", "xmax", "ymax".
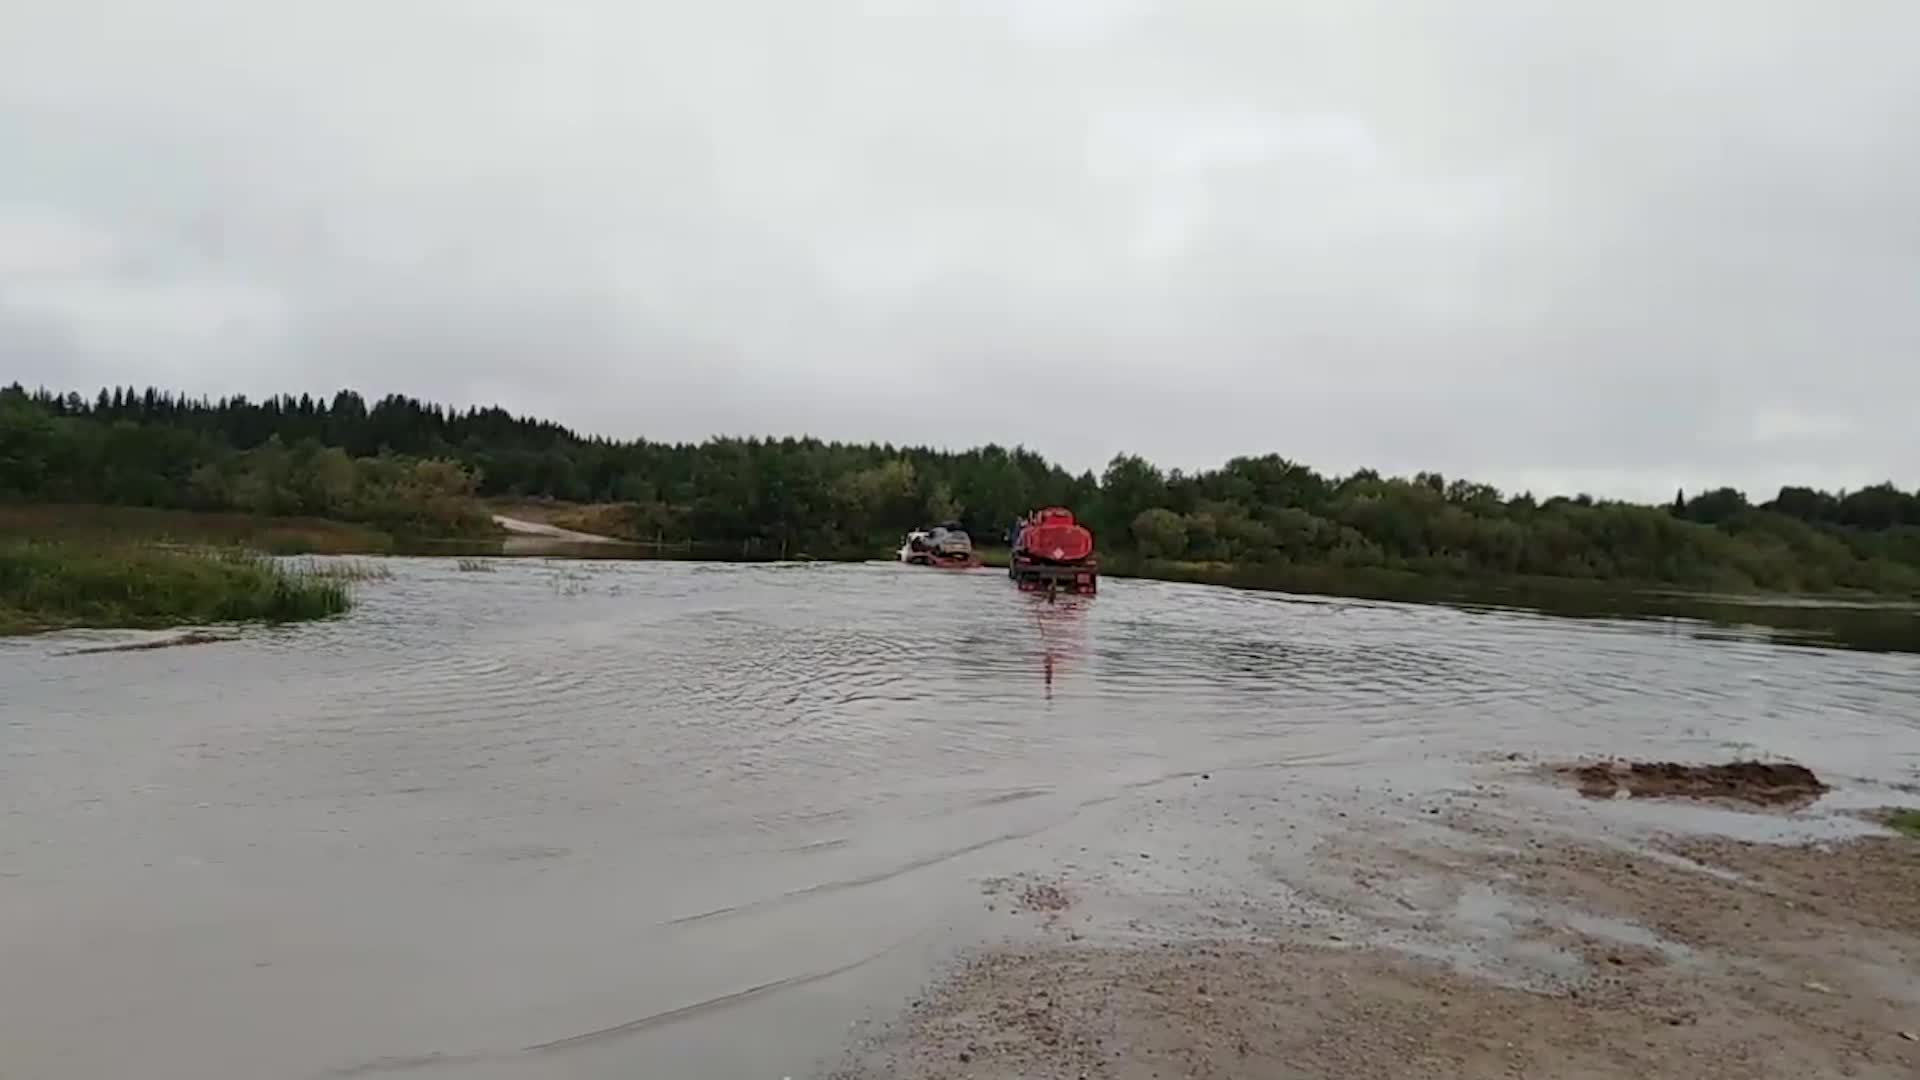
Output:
[
  {"xmin": 490, "ymin": 513, "xmax": 633, "ymax": 556},
  {"xmin": 830, "ymin": 762, "xmax": 1920, "ymax": 1080},
  {"xmin": 490, "ymin": 514, "xmax": 621, "ymax": 544}
]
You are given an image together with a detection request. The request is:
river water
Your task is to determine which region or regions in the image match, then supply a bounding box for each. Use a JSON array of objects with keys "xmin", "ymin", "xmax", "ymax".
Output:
[{"xmin": 4, "ymin": 559, "xmax": 1918, "ymax": 1079}]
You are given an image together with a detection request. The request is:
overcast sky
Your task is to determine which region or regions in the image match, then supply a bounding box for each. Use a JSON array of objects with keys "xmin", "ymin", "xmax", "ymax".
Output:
[{"xmin": 2, "ymin": 1, "xmax": 1915, "ymax": 501}]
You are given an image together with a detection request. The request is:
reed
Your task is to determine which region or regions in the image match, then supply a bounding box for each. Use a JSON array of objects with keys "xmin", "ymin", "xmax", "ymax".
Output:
[
  {"xmin": 291, "ymin": 558, "xmax": 393, "ymax": 582},
  {"xmin": 0, "ymin": 541, "xmax": 352, "ymax": 633}
]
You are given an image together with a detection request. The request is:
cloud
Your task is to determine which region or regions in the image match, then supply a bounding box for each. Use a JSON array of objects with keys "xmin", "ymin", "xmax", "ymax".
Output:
[{"xmin": 2, "ymin": 1, "xmax": 1916, "ymax": 500}]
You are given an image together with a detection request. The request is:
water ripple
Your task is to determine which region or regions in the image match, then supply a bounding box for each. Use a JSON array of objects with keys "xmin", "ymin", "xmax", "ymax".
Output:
[{"xmin": 5, "ymin": 557, "xmax": 1919, "ymax": 1079}]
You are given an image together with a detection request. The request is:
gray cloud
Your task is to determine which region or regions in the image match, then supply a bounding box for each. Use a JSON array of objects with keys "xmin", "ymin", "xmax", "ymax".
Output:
[{"xmin": 3, "ymin": 0, "xmax": 1916, "ymax": 500}]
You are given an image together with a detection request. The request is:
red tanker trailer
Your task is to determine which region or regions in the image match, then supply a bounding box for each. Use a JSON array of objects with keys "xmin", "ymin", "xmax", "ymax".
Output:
[{"xmin": 1009, "ymin": 507, "xmax": 1097, "ymax": 595}]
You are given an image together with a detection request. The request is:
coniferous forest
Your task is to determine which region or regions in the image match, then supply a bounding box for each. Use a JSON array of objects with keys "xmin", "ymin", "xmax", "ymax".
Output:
[{"xmin": 3, "ymin": 383, "xmax": 1918, "ymax": 594}]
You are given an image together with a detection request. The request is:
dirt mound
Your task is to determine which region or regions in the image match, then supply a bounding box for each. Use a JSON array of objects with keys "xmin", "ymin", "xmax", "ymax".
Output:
[{"xmin": 1559, "ymin": 759, "xmax": 1827, "ymax": 807}]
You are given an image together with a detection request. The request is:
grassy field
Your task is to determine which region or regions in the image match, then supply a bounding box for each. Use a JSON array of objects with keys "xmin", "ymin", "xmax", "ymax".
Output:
[
  {"xmin": 0, "ymin": 541, "xmax": 352, "ymax": 634},
  {"xmin": 0, "ymin": 504, "xmax": 398, "ymax": 555}
]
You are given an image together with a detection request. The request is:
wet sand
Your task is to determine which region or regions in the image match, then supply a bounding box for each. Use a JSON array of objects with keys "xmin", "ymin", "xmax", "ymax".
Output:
[{"xmin": 832, "ymin": 760, "xmax": 1920, "ymax": 1080}]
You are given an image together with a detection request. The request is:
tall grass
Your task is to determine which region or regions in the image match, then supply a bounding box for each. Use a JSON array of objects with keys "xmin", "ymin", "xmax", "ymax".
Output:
[
  {"xmin": 0, "ymin": 541, "xmax": 351, "ymax": 633},
  {"xmin": 289, "ymin": 558, "xmax": 393, "ymax": 582}
]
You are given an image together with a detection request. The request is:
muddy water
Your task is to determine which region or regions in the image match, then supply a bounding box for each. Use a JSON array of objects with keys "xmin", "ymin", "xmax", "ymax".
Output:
[{"xmin": 3, "ymin": 559, "xmax": 1918, "ymax": 1079}]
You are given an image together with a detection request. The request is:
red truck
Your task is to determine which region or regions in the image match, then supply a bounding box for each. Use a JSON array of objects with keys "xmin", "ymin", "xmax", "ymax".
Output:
[{"xmin": 1009, "ymin": 507, "xmax": 1098, "ymax": 595}]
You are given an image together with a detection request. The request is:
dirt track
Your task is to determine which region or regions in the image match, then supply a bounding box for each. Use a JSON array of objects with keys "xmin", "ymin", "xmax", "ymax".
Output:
[
  {"xmin": 490, "ymin": 514, "xmax": 621, "ymax": 544},
  {"xmin": 831, "ymin": 762, "xmax": 1920, "ymax": 1080}
]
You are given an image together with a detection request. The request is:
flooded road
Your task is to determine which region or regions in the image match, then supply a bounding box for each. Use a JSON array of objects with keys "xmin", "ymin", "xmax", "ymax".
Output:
[{"xmin": 3, "ymin": 559, "xmax": 1918, "ymax": 1079}]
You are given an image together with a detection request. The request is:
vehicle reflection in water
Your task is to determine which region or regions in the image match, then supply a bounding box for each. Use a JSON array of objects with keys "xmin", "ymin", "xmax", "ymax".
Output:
[{"xmin": 1024, "ymin": 593, "xmax": 1090, "ymax": 700}]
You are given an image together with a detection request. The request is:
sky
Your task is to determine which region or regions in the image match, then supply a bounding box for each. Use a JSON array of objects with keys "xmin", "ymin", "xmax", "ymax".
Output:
[{"xmin": 2, "ymin": 1, "xmax": 1916, "ymax": 502}]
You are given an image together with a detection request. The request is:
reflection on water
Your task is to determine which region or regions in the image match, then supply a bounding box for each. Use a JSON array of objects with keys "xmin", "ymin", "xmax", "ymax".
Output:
[
  {"xmin": 2, "ymin": 558, "xmax": 1917, "ymax": 1079},
  {"xmin": 1451, "ymin": 592, "xmax": 1920, "ymax": 655},
  {"xmin": 1108, "ymin": 562, "xmax": 1920, "ymax": 656},
  {"xmin": 1026, "ymin": 594, "xmax": 1090, "ymax": 699}
]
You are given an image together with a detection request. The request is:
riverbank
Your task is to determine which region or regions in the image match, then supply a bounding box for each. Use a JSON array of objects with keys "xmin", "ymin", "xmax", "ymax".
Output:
[
  {"xmin": 8, "ymin": 501, "xmax": 1915, "ymax": 598},
  {"xmin": 1104, "ymin": 553, "xmax": 1920, "ymax": 608},
  {"xmin": 0, "ymin": 540, "xmax": 353, "ymax": 634},
  {"xmin": 0, "ymin": 503, "xmax": 400, "ymax": 554},
  {"xmin": 7, "ymin": 504, "xmax": 1918, "ymax": 650},
  {"xmin": 1099, "ymin": 556, "xmax": 1920, "ymax": 652},
  {"xmin": 832, "ymin": 758, "xmax": 1920, "ymax": 1080}
]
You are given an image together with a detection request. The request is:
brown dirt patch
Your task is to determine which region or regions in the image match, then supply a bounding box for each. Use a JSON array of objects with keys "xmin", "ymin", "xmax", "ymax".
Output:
[
  {"xmin": 844, "ymin": 816, "xmax": 1920, "ymax": 1079},
  {"xmin": 1556, "ymin": 758, "xmax": 1828, "ymax": 806},
  {"xmin": 838, "ymin": 939, "xmax": 1912, "ymax": 1080},
  {"xmin": 981, "ymin": 876, "xmax": 1075, "ymax": 916},
  {"xmin": 1663, "ymin": 833, "xmax": 1920, "ymax": 938},
  {"xmin": 1017, "ymin": 883, "xmax": 1072, "ymax": 914}
]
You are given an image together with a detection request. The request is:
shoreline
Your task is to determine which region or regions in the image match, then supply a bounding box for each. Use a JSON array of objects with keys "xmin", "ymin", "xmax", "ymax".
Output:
[
  {"xmin": 6, "ymin": 505, "xmax": 1917, "ymax": 652},
  {"xmin": 827, "ymin": 758, "xmax": 1920, "ymax": 1079},
  {"xmin": 7, "ymin": 503, "xmax": 1918, "ymax": 603},
  {"xmin": 7, "ymin": 559, "xmax": 1915, "ymax": 657},
  {"xmin": 7, "ymin": 501, "xmax": 1920, "ymax": 591}
]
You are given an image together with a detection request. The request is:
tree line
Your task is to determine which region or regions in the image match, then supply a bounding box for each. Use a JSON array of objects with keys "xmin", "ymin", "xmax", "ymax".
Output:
[
  {"xmin": 0, "ymin": 387, "xmax": 492, "ymax": 537},
  {"xmin": 3, "ymin": 384, "xmax": 1918, "ymax": 593}
]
